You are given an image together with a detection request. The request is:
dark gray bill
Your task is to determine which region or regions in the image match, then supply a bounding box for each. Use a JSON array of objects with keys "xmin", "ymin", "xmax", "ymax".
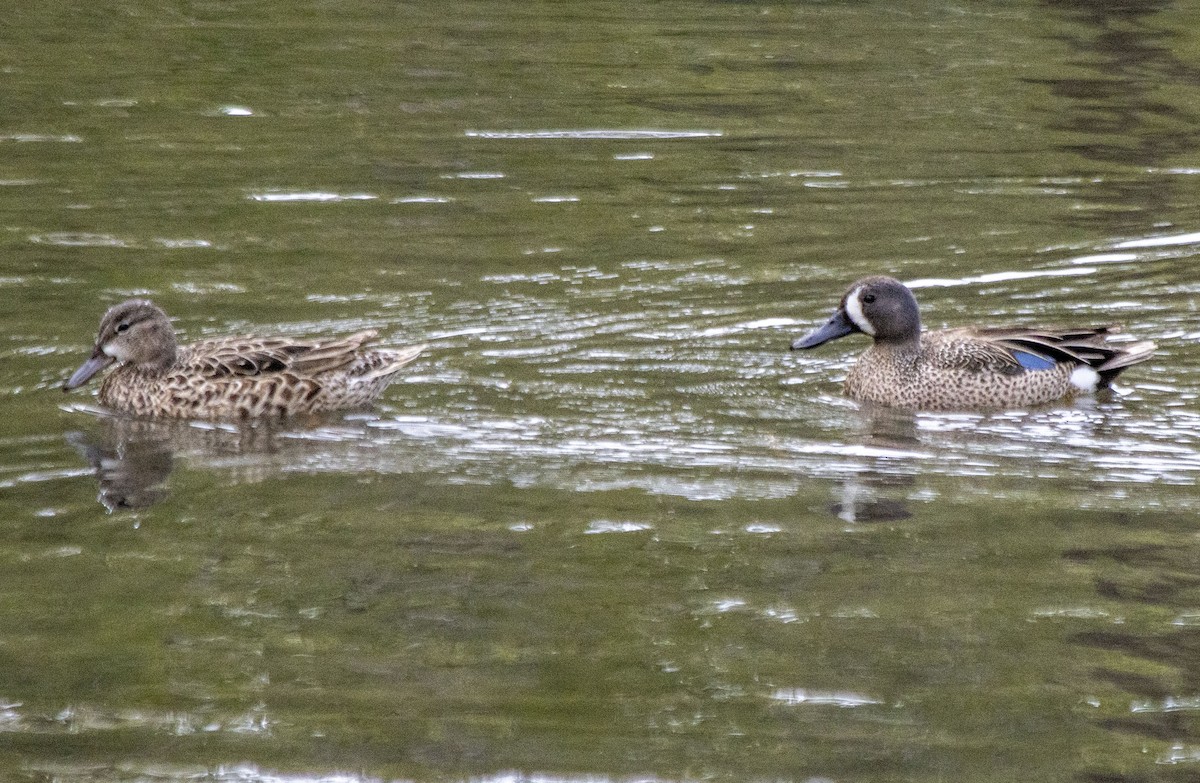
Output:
[
  {"xmin": 791, "ymin": 308, "xmax": 857, "ymax": 350},
  {"xmin": 63, "ymin": 349, "xmax": 114, "ymax": 390}
]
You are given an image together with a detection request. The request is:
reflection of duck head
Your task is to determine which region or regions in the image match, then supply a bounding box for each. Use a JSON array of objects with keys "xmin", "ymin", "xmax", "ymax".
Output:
[
  {"xmin": 831, "ymin": 476, "xmax": 913, "ymax": 524},
  {"xmin": 66, "ymin": 427, "xmax": 174, "ymax": 512}
]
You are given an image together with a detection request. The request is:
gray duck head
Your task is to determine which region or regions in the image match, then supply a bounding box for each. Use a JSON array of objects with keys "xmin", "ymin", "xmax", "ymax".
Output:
[
  {"xmin": 64, "ymin": 299, "xmax": 178, "ymax": 390},
  {"xmin": 791, "ymin": 276, "xmax": 922, "ymax": 350}
]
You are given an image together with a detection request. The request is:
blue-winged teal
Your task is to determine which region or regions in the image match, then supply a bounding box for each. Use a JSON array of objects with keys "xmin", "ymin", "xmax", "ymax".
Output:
[
  {"xmin": 63, "ymin": 299, "xmax": 425, "ymax": 419},
  {"xmin": 791, "ymin": 276, "xmax": 1156, "ymax": 410}
]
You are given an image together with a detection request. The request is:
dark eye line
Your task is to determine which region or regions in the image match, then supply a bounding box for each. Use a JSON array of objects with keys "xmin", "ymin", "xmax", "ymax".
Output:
[{"xmin": 112, "ymin": 312, "xmax": 149, "ymax": 334}]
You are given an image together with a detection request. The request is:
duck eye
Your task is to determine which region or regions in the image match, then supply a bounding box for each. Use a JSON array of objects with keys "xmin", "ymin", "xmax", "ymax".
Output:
[
  {"xmin": 116, "ymin": 322, "xmax": 131, "ymax": 333},
  {"xmin": 862, "ymin": 294, "xmax": 876, "ymax": 304}
]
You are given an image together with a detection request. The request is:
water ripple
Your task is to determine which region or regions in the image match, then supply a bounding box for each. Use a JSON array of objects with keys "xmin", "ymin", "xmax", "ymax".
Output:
[{"xmin": 465, "ymin": 129, "xmax": 723, "ymax": 140}]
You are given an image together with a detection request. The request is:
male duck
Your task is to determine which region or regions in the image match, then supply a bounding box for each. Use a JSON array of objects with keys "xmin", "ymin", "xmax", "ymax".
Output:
[
  {"xmin": 791, "ymin": 276, "xmax": 1155, "ymax": 410},
  {"xmin": 63, "ymin": 299, "xmax": 425, "ymax": 419}
]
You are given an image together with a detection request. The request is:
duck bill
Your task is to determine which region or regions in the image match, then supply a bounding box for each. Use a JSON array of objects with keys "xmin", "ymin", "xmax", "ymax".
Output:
[
  {"xmin": 791, "ymin": 308, "xmax": 857, "ymax": 350},
  {"xmin": 63, "ymin": 348, "xmax": 114, "ymax": 390}
]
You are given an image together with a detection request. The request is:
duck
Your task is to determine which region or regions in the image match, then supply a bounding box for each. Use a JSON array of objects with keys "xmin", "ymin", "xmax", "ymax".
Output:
[
  {"xmin": 790, "ymin": 275, "xmax": 1156, "ymax": 410},
  {"xmin": 63, "ymin": 299, "xmax": 425, "ymax": 419}
]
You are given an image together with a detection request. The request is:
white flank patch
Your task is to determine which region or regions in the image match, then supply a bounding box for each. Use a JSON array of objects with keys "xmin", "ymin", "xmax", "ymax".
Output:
[
  {"xmin": 1070, "ymin": 365, "xmax": 1100, "ymax": 392},
  {"xmin": 844, "ymin": 287, "xmax": 876, "ymax": 335}
]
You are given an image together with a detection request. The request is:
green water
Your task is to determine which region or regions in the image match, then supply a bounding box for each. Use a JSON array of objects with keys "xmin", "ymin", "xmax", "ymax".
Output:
[{"xmin": 3, "ymin": 1, "xmax": 1200, "ymax": 781}]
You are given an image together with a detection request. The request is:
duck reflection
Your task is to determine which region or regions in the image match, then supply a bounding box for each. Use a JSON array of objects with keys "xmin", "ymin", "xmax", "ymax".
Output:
[
  {"xmin": 66, "ymin": 425, "xmax": 174, "ymax": 512},
  {"xmin": 830, "ymin": 404, "xmax": 919, "ymax": 524},
  {"xmin": 64, "ymin": 412, "xmax": 304, "ymax": 512}
]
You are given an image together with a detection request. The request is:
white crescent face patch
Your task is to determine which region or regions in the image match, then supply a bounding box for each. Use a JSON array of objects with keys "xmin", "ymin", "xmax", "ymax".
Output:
[
  {"xmin": 102, "ymin": 342, "xmax": 130, "ymax": 362},
  {"xmin": 844, "ymin": 287, "xmax": 876, "ymax": 336}
]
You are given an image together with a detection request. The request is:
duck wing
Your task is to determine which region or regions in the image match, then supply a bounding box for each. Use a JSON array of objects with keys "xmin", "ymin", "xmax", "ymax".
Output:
[
  {"xmin": 976, "ymin": 326, "xmax": 1118, "ymax": 366},
  {"xmin": 182, "ymin": 330, "xmax": 381, "ymax": 378},
  {"xmin": 930, "ymin": 326, "xmax": 1155, "ymax": 383}
]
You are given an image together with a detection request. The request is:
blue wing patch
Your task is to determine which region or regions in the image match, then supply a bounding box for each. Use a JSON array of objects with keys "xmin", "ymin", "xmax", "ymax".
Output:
[{"xmin": 1012, "ymin": 349, "xmax": 1057, "ymax": 371}]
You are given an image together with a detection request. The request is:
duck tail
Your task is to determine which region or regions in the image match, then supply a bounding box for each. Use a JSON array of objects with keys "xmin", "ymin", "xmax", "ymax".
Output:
[
  {"xmin": 363, "ymin": 344, "xmax": 425, "ymax": 380},
  {"xmin": 1094, "ymin": 339, "xmax": 1156, "ymax": 386}
]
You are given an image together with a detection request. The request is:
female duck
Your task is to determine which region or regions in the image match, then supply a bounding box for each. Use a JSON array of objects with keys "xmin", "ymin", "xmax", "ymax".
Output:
[
  {"xmin": 791, "ymin": 276, "xmax": 1155, "ymax": 410},
  {"xmin": 64, "ymin": 299, "xmax": 424, "ymax": 419}
]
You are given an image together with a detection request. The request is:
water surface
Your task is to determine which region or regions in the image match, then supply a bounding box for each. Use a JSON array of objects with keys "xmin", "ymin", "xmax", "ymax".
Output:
[{"xmin": 3, "ymin": 1, "xmax": 1200, "ymax": 781}]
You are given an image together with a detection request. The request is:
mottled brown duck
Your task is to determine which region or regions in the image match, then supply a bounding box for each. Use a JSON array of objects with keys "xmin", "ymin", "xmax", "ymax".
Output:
[{"xmin": 64, "ymin": 299, "xmax": 424, "ymax": 419}]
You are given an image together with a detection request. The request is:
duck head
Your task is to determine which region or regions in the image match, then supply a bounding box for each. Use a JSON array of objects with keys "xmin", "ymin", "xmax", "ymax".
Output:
[
  {"xmin": 64, "ymin": 299, "xmax": 178, "ymax": 390},
  {"xmin": 791, "ymin": 275, "xmax": 922, "ymax": 349}
]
